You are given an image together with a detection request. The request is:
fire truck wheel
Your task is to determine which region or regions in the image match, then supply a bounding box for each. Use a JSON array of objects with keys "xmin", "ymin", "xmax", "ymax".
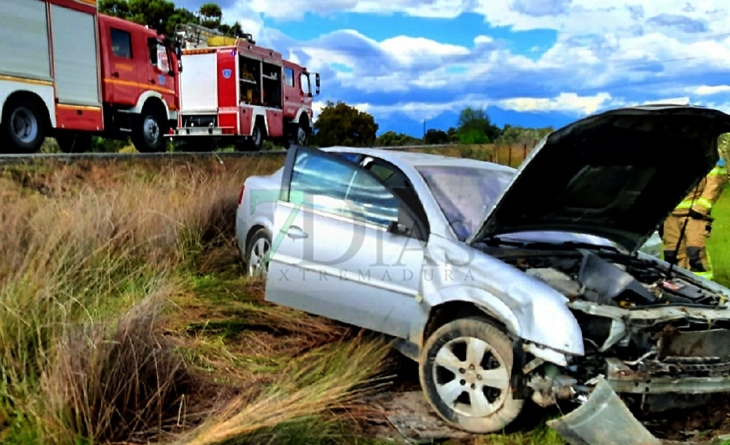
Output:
[
  {"xmin": 1, "ymin": 99, "xmax": 46, "ymax": 154},
  {"xmin": 56, "ymin": 132, "xmax": 92, "ymax": 153},
  {"xmin": 132, "ymin": 108, "xmax": 167, "ymax": 153},
  {"xmin": 296, "ymin": 122, "xmax": 308, "ymax": 145},
  {"xmin": 251, "ymin": 122, "xmax": 264, "ymax": 151}
]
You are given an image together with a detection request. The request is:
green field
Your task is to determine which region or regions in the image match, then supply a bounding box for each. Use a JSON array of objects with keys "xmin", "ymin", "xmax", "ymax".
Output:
[{"xmin": 1, "ymin": 155, "xmax": 730, "ymax": 445}]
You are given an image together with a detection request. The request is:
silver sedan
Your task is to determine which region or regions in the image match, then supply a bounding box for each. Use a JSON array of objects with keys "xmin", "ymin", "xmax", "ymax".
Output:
[{"xmin": 234, "ymin": 105, "xmax": 730, "ymax": 438}]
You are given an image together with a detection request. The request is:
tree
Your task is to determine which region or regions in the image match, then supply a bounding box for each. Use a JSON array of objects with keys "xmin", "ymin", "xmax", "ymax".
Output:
[
  {"xmin": 376, "ymin": 131, "xmax": 421, "ymax": 147},
  {"xmin": 311, "ymin": 101, "xmax": 379, "ymax": 147},
  {"xmin": 99, "ymin": 0, "xmax": 243, "ymax": 38},
  {"xmin": 423, "ymin": 129, "xmax": 449, "ymax": 145},
  {"xmin": 456, "ymin": 106, "xmax": 501, "ymax": 144},
  {"xmin": 496, "ymin": 125, "xmax": 553, "ymax": 147},
  {"xmin": 198, "ymin": 3, "xmax": 222, "ymax": 29},
  {"xmin": 446, "ymin": 127, "xmax": 460, "ymax": 142}
]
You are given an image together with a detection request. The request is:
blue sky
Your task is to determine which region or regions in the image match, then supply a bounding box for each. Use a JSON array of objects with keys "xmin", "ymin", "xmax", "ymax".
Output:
[{"xmin": 178, "ymin": 0, "xmax": 730, "ymax": 137}]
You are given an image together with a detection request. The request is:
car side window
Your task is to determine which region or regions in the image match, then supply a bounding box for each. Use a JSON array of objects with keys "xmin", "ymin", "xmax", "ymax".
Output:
[
  {"xmin": 289, "ymin": 150, "xmax": 399, "ymax": 228},
  {"xmin": 364, "ymin": 159, "xmax": 430, "ymax": 234}
]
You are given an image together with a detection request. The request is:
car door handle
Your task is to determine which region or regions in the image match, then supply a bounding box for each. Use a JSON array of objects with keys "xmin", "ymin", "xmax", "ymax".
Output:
[
  {"xmin": 286, "ymin": 226, "xmax": 308, "ymax": 239},
  {"xmin": 111, "ymin": 72, "xmax": 119, "ymax": 78},
  {"xmin": 149, "ymin": 79, "xmax": 156, "ymax": 84}
]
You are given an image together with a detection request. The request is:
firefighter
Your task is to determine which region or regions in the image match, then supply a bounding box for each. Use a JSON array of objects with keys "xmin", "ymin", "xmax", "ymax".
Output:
[{"xmin": 663, "ymin": 155, "xmax": 728, "ymax": 280}]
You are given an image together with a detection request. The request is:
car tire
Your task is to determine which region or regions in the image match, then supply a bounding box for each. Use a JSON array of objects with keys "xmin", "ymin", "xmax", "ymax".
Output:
[
  {"xmin": 419, "ymin": 317, "xmax": 525, "ymax": 434},
  {"xmin": 246, "ymin": 228, "xmax": 271, "ymax": 278},
  {"xmin": 1, "ymin": 99, "xmax": 46, "ymax": 154}
]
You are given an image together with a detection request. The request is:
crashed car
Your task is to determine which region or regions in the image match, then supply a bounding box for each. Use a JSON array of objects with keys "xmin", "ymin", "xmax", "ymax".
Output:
[{"xmin": 235, "ymin": 105, "xmax": 730, "ymax": 442}]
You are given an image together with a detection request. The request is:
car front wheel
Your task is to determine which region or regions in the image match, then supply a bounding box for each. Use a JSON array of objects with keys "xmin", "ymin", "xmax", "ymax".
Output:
[{"xmin": 419, "ymin": 317, "xmax": 524, "ymax": 433}]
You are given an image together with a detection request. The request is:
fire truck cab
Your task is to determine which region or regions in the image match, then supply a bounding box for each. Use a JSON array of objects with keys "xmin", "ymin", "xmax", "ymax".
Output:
[
  {"xmin": 171, "ymin": 24, "xmax": 319, "ymax": 151},
  {"xmin": 0, "ymin": 0, "xmax": 180, "ymax": 154}
]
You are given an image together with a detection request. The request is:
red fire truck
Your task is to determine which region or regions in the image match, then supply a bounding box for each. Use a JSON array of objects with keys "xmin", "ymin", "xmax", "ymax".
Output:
[
  {"xmin": 170, "ymin": 23, "xmax": 320, "ymax": 151},
  {"xmin": 0, "ymin": 0, "xmax": 181, "ymax": 154}
]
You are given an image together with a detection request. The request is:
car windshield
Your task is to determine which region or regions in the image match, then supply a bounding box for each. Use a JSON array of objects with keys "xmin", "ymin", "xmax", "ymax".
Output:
[{"xmin": 416, "ymin": 165, "xmax": 514, "ymax": 240}]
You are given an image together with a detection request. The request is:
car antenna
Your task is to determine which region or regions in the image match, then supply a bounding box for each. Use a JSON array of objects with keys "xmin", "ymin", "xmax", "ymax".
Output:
[{"xmin": 666, "ymin": 193, "xmax": 698, "ymax": 279}]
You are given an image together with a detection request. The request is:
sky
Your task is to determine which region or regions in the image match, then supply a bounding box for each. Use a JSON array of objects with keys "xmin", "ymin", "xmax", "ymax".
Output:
[{"xmin": 177, "ymin": 0, "xmax": 730, "ymax": 137}]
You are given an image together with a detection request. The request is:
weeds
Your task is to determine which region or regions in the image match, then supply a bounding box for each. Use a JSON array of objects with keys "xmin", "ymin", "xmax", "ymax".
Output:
[
  {"xmin": 42, "ymin": 289, "xmax": 201, "ymax": 444},
  {"xmin": 0, "ymin": 156, "xmax": 393, "ymax": 445}
]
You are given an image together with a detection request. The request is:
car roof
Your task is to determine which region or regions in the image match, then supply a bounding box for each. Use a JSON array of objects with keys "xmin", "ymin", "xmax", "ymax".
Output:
[{"xmin": 320, "ymin": 146, "xmax": 518, "ymax": 173}]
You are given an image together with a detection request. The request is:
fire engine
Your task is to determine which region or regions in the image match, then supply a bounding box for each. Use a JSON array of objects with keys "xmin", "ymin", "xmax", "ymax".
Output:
[
  {"xmin": 0, "ymin": 0, "xmax": 181, "ymax": 154},
  {"xmin": 170, "ymin": 23, "xmax": 320, "ymax": 151}
]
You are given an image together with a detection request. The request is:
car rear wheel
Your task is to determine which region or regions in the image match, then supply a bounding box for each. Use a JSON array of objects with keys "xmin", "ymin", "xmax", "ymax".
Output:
[
  {"xmin": 419, "ymin": 317, "xmax": 524, "ymax": 433},
  {"xmin": 246, "ymin": 229, "xmax": 271, "ymax": 278}
]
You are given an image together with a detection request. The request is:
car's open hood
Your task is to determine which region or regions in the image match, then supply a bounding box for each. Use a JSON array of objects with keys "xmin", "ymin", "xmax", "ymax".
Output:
[{"xmin": 467, "ymin": 105, "xmax": 730, "ymax": 252}]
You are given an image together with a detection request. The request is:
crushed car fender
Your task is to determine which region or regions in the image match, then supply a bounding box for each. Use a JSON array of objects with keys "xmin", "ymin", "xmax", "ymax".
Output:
[{"xmin": 547, "ymin": 376, "xmax": 662, "ymax": 445}]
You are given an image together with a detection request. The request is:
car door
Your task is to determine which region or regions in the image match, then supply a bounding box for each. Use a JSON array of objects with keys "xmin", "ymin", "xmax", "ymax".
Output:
[{"xmin": 264, "ymin": 146, "xmax": 429, "ymax": 339}]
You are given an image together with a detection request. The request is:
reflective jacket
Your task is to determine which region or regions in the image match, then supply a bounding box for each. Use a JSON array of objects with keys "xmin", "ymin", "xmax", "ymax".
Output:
[{"xmin": 672, "ymin": 157, "xmax": 728, "ymax": 217}]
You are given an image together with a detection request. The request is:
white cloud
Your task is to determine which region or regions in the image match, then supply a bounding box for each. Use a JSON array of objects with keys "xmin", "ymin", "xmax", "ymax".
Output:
[
  {"xmin": 241, "ymin": 0, "xmax": 730, "ymax": 39},
  {"xmin": 498, "ymin": 92, "xmax": 613, "ymax": 114},
  {"xmin": 694, "ymin": 85, "xmax": 730, "ymax": 96},
  {"xmin": 380, "ymin": 37, "xmax": 470, "ymax": 65},
  {"xmin": 221, "ymin": 0, "xmax": 265, "ymax": 39},
  {"xmin": 246, "ymin": 0, "xmax": 468, "ymax": 21},
  {"xmin": 333, "ymin": 92, "xmax": 619, "ymax": 123},
  {"xmin": 228, "ymin": 0, "xmax": 730, "ymax": 132},
  {"xmin": 644, "ymin": 96, "xmax": 691, "ymax": 105},
  {"xmin": 474, "ymin": 35, "xmax": 494, "ymax": 45}
]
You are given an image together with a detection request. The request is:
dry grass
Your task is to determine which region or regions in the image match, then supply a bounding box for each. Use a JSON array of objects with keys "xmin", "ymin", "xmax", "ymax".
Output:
[
  {"xmin": 0, "ymin": 156, "xmax": 394, "ymax": 445},
  {"xmin": 177, "ymin": 333, "xmax": 392, "ymax": 445},
  {"xmin": 0, "ymin": 144, "xmax": 562, "ymax": 445},
  {"xmin": 41, "ymin": 289, "xmax": 202, "ymax": 444}
]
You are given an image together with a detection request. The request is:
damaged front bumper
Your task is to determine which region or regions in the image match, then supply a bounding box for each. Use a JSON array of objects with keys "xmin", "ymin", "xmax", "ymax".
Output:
[
  {"xmin": 548, "ymin": 377, "xmax": 663, "ymax": 445},
  {"xmin": 543, "ymin": 302, "xmax": 730, "ymax": 444},
  {"xmin": 606, "ymin": 356, "xmax": 730, "ymax": 396}
]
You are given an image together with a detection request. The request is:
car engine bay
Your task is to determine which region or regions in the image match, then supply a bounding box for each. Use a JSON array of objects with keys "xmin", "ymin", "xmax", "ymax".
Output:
[{"xmin": 484, "ymin": 244, "xmax": 730, "ymax": 413}]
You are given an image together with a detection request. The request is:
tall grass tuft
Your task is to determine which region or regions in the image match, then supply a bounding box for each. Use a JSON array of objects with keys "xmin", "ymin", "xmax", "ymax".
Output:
[
  {"xmin": 0, "ymin": 159, "xmax": 272, "ymax": 442},
  {"xmin": 41, "ymin": 288, "xmax": 200, "ymax": 444}
]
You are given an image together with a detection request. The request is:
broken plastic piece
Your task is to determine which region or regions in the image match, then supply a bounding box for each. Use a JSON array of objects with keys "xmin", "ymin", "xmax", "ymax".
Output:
[{"xmin": 547, "ymin": 377, "xmax": 662, "ymax": 445}]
